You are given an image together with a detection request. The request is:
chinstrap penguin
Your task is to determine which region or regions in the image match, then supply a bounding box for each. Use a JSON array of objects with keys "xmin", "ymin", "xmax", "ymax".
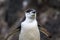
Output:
[{"xmin": 19, "ymin": 9, "xmax": 40, "ymax": 40}]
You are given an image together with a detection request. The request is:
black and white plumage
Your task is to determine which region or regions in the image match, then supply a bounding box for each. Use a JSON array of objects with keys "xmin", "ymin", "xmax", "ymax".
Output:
[{"xmin": 19, "ymin": 9, "xmax": 40, "ymax": 40}]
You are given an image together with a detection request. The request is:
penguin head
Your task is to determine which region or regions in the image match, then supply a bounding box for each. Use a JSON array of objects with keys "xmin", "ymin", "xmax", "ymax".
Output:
[{"xmin": 25, "ymin": 9, "xmax": 37, "ymax": 19}]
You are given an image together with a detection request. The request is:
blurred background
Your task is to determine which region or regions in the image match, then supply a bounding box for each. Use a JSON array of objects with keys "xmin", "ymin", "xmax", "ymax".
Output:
[{"xmin": 0, "ymin": 0, "xmax": 60, "ymax": 40}]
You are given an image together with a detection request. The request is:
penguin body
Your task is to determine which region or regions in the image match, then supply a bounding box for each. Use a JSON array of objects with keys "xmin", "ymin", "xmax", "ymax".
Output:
[{"xmin": 19, "ymin": 9, "xmax": 40, "ymax": 40}]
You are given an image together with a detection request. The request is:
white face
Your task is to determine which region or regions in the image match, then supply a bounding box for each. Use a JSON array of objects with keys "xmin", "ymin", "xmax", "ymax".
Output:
[{"xmin": 25, "ymin": 11, "xmax": 36, "ymax": 19}]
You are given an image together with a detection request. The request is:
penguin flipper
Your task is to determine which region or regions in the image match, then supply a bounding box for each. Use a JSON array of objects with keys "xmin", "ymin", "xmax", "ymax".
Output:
[{"xmin": 38, "ymin": 24, "xmax": 52, "ymax": 38}]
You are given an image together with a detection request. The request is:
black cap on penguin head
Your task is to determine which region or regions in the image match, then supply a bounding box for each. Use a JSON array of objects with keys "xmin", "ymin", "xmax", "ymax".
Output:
[{"xmin": 25, "ymin": 8, "xmax": 37, "ymax": 13}]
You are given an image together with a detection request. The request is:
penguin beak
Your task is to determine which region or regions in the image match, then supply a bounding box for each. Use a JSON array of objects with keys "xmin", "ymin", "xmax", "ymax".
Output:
[{"xmin": 31, "ymin": 14, "xmax": 35, "ymax": 16}]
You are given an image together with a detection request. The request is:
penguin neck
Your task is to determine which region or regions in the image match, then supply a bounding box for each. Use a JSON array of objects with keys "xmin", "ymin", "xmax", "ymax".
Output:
[{"xmin": 25, "ymin": 17, "xmax": 36, "ymax": 23}]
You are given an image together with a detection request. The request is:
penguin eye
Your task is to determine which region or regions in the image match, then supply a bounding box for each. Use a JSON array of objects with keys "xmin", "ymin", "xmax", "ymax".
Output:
[{"xmin": 32, "ymin": 11, "xmax": 35, "ymax": 13}]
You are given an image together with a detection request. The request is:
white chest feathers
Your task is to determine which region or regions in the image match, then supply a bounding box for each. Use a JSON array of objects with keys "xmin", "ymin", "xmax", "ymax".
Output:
[{"xmin": 19, "ymin": 20, "xmax": 40, "ymax": 40}]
